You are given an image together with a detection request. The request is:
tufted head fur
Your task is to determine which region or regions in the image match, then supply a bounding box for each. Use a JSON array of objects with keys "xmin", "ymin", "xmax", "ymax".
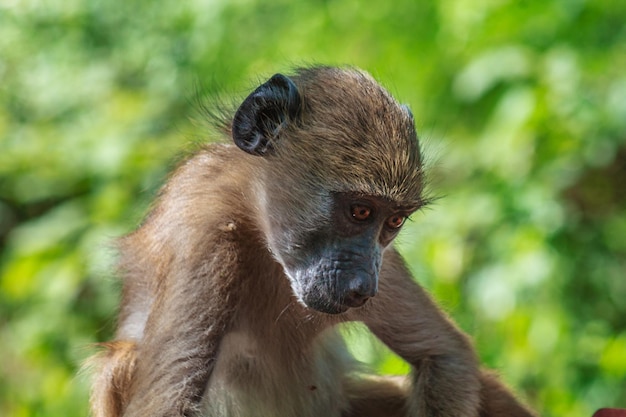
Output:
[
  {"xmin": 226, "ymin": 66, "xmax": 426, "ymax": 211},
  {"xmin": 275, "ymin": 67, "xmax": 424, "ymax": 207}
]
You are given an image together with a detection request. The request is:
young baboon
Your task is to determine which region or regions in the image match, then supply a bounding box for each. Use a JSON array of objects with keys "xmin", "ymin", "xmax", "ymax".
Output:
[{"xmin": 89, "ymin": 66, "xmax": 537, "ymax": 417}]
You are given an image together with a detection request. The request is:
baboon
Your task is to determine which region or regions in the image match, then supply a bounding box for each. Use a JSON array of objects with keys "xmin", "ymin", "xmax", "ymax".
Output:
[{"xmin": 89, "ymin": 66, "xmax": 537, "ymax": 417}]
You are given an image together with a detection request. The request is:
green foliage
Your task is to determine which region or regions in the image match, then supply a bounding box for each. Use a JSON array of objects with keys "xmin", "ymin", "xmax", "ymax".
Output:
[{"xmin": 1, "ymin": 1, "xmax": 624, "ymax": 416}]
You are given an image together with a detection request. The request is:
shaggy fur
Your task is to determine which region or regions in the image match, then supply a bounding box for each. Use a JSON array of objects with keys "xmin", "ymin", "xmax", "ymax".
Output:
[{"xmin": 89, "ymin": 67, "xmax": 536, "ymax": 417}]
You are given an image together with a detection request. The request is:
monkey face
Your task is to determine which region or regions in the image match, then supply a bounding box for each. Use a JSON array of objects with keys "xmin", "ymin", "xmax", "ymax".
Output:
[
  {"xmin": 230, "ymin": 69, "xmax": 422, "ymax": 314},
  {"xmin": 267, "ymin": 192, "xmax": 412, "ymax": 315}
]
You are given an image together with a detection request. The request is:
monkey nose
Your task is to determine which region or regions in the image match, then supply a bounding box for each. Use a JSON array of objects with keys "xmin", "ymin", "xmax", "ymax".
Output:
[
  {"xmin": 344, "ymin": 277, "xmax": 378, "ymax": 308},
  {"xmin": 344, "ymin": 291, "xmax": 370, "ymax": 308}
]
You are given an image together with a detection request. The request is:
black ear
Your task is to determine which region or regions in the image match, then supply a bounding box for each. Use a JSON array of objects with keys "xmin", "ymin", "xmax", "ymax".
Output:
[{"xmin": 232, "ymin": 73, "xmax": 302, "ymax": 156}]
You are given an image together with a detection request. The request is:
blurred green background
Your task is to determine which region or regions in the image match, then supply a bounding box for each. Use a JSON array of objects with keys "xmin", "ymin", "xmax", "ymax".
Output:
[{"xmin": 1, "ymin": 0, "xmax": 625, "ymax": 416}]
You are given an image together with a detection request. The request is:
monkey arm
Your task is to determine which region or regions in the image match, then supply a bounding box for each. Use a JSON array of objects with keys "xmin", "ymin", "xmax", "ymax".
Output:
[
  {"xmin": 359, "ymin": 248, "xmax": 535, "ymax": 417},
  {"xmin": 359, "ymin": 247, "xmax": 481, "ymax": 417},
  {"xmin": 120, "ymin": 220, "xmax": 244, "ymax": 417}
]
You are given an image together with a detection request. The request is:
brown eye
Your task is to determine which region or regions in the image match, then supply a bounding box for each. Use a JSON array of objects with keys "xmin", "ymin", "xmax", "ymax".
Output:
[
  {"xmin": 386, "ymin": 214, "xmax": 405, "ymax": 229},
  {"xmin": 351, "ymin": 205, "xmax": 372, "ymax": 221}
]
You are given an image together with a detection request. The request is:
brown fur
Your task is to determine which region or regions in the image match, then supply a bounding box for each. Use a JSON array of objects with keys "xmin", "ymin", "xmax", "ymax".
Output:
[{"xmin": 89, "ymin": 67, "xmax": 537, "ymax": 417}]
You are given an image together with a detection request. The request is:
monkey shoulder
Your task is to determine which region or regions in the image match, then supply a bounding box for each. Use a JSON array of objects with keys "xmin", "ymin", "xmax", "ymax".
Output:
[
  {"xmin": 150, "ymin": 145, "xmax": 253, "ymax": 231},
  {"xmin": 120, "ymin": 144, "xmax": 257, "ymax": 272},
  {"xmin": 174, "ymin": 144, "xmax": 249, "ymax": 194}
]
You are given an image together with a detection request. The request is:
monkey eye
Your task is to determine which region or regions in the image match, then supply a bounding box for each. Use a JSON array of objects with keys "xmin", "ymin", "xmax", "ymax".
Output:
[
  {"xmin": 350, "ymin": 204, "xmax": 372, "ymax": 221},
  {"xmin": 385, "ymin": 214, "xmax": 406, "ymax": 229}
]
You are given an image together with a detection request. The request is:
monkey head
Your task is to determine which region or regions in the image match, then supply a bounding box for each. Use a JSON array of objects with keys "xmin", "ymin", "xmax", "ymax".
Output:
[{"xmin": 232, "ymin": 67, "xmax": 426, "ymax": 314}]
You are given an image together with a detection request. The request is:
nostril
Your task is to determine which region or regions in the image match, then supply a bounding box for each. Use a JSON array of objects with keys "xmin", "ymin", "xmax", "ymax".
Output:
[
  {"xmin": 343, "ymin": 275, "xmax": 377, "ymax": 308},
  {"xmin": 345, "ymin": 290, "xmax": 370, "ymax": 307}
]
